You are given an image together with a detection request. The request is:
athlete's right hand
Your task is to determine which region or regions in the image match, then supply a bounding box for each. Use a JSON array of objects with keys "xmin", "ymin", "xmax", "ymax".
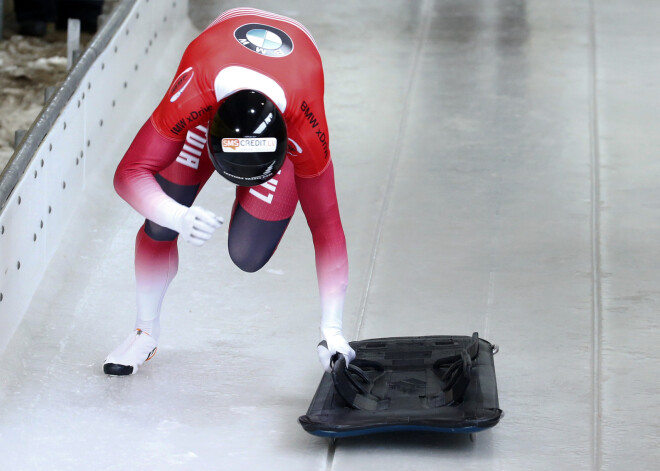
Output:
[
  {"xmin": 317, "ymin": 331, "xmax": 356, "ymax": 373},
  {"xmin": 172, "ymin": 205, "xmax": 223, "ymax": 246}
]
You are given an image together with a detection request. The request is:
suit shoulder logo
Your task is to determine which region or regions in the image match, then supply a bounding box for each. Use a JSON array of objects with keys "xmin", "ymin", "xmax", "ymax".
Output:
[
  {"xmin": 169, "ymin": 66, "xmax": 194, "ymax": 103},
  {"xmin": 234, "ymin": 23, "xmax": 293, "ymax": 58}
]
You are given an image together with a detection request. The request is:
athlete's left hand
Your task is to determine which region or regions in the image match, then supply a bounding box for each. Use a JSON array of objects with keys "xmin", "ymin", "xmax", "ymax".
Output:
[{"xmin": 317, "ymin": 329, "xmax": 356, "ymax": 373}]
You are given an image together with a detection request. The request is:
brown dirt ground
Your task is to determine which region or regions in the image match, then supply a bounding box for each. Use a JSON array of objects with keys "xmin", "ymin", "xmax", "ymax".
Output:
[{"xmin": 0, "ymin": 14, "xmax": 93, "ymax": 171}]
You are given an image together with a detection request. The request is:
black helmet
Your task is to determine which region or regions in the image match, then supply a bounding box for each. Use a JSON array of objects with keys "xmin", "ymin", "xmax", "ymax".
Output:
[{"xmin": 208, "ymin": 90, "xmax": 287, "ymax": 187}]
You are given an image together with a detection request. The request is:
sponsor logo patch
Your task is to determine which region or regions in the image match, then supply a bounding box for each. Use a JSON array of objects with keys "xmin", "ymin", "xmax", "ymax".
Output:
[
  {"xmin": 287, "ymin": 138, "xmax": 303, "ymax": 158},
  {"xmin": 234, "ymin": 23, "xmax": 294, "ymax": 57},
  {"xmin": 169, "ymin": 67, "xmax": 194, "ymax": 102},
  {"xmin": 169, "ymin": 104, "xmax": 213, "ymax": 135},
  {"xmin": 221, "ymin": 137, "xmax": 278, "ymax": 153},
  {"xmin": 300, "ymin": 101, "xmax": 328, "ymax": 159}
]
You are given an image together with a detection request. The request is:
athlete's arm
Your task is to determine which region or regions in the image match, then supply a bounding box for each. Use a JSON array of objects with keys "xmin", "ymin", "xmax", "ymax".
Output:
[
  {"xmin": 114, "ymin": 119, "xmax": 223, "ymax": 245},
  {"xmin": 114, "ymin": 119, "xmax": 187, "ymax": 227},
  {"xmin": 114, "ymin": 29, "xmax": 223, "ymax": 241},
  {"xmin": 295, "ymin": 162, "xmax": 355, "ymax": 370}
]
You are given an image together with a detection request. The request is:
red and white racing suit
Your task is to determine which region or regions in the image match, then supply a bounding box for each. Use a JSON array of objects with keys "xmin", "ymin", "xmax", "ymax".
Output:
[{"xmin": 113, "ymin": 9, "xmax": 349, "ymax": 357}]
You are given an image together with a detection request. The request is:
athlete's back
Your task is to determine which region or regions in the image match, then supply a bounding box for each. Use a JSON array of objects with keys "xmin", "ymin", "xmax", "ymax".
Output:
[{"xmin": 151, "ymin": 8, "xmax": 330, "ymax": 177}]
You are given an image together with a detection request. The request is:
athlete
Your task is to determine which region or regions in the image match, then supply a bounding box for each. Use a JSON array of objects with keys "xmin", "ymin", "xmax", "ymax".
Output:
[{"xmin": 104, "ymin": 8, "xmax": 355, "ymax": 375}]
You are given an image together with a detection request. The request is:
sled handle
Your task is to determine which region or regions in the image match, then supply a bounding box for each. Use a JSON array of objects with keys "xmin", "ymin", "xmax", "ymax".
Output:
[{"xmin": 331, "ymin": 355, "xmax": 381, "ymax": 411}]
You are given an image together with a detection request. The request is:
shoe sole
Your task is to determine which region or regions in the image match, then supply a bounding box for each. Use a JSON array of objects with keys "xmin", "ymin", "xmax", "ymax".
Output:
[
  {"xmin": 103, "ymin": 363, "xmax": 134, "ymax": 375},
  {"xmin": 103, "ymin": 347, "xmax": 157, "ymax": 376}
]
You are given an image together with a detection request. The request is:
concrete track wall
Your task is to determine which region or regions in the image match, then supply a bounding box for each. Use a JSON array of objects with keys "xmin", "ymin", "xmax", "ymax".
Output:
[{"xmin": 0, "ymin": 0, "xmax": 188, "ymax": 352}]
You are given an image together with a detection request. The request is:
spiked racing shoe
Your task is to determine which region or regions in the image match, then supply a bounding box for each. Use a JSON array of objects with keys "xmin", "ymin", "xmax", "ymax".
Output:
[{"xmin": 103, "ymin": 329, "xmax": 158, "ymax": 375}]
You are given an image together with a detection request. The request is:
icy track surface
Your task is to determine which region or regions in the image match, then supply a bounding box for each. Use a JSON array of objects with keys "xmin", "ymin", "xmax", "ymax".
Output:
[{"xmin": 1, "ymin": 1, "xmax": 660, "ymax": 470}]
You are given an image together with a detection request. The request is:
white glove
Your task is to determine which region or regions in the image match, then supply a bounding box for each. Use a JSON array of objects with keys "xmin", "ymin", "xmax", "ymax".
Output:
[
  {"xmin": 171, "ymin": 205, "xmax": 223, "ymax": 246},
  {"xmin": 317, "ymin": 328, "xmax": 356, "ymax": 373}
]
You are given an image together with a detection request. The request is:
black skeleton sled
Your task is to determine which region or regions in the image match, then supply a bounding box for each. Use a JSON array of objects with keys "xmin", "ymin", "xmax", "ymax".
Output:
[{"xmin": 299, "ymin": 333, "xmax": 502, "ymax": 438}]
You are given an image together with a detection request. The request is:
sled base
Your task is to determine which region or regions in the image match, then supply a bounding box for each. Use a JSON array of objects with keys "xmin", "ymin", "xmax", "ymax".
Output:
[{"xmin": 299, "ymin": 333, "xmax": 502, "ymax": 438}]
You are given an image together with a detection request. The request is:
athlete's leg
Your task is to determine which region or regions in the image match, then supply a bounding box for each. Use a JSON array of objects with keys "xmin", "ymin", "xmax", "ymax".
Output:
[
  {"xmin": 134, "ymin": 147, "xmax": 215, "ymax": 340},
  {"xmin": 105, "ymin": 126, "xmax": 214, "ymax": 375},
  {"xmin": 228, "ymin": 158, "xmax": 299, "ymax": 272},
  {"xmin": 133, "ymin": 176, "xmax": 204, "ymax": 340}
]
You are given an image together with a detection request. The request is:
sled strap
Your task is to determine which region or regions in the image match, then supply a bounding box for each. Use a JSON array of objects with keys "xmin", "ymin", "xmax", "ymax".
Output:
[
  {"xmin": 331, "ymin": 356, "xmax": 382, "ymax": 411},
  {"xmin": 428, "ymin": 333, "xmax": 480, "ymax": 407}
]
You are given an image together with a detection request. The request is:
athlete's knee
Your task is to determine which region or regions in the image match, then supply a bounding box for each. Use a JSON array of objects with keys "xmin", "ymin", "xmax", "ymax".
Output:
[
  {"xmin": 144, "ymin": 219, "xmax": 179, "ymax": 241},
  {"xmin": 227, "ymin": 204, "xmax": 290, "ymax": 273},
  {"xmin": 228, "ymin": 242, "xmax": 272, "ymax": 273},
  {"xmin": 142, "ymin": 174, "xmax": 202, "ymax": 241}
]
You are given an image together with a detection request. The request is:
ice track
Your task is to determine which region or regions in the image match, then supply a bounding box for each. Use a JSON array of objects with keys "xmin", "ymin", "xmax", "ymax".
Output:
[{"xmin": 1, "ymin": 0, "xmax": 659, "ymax": 469}]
